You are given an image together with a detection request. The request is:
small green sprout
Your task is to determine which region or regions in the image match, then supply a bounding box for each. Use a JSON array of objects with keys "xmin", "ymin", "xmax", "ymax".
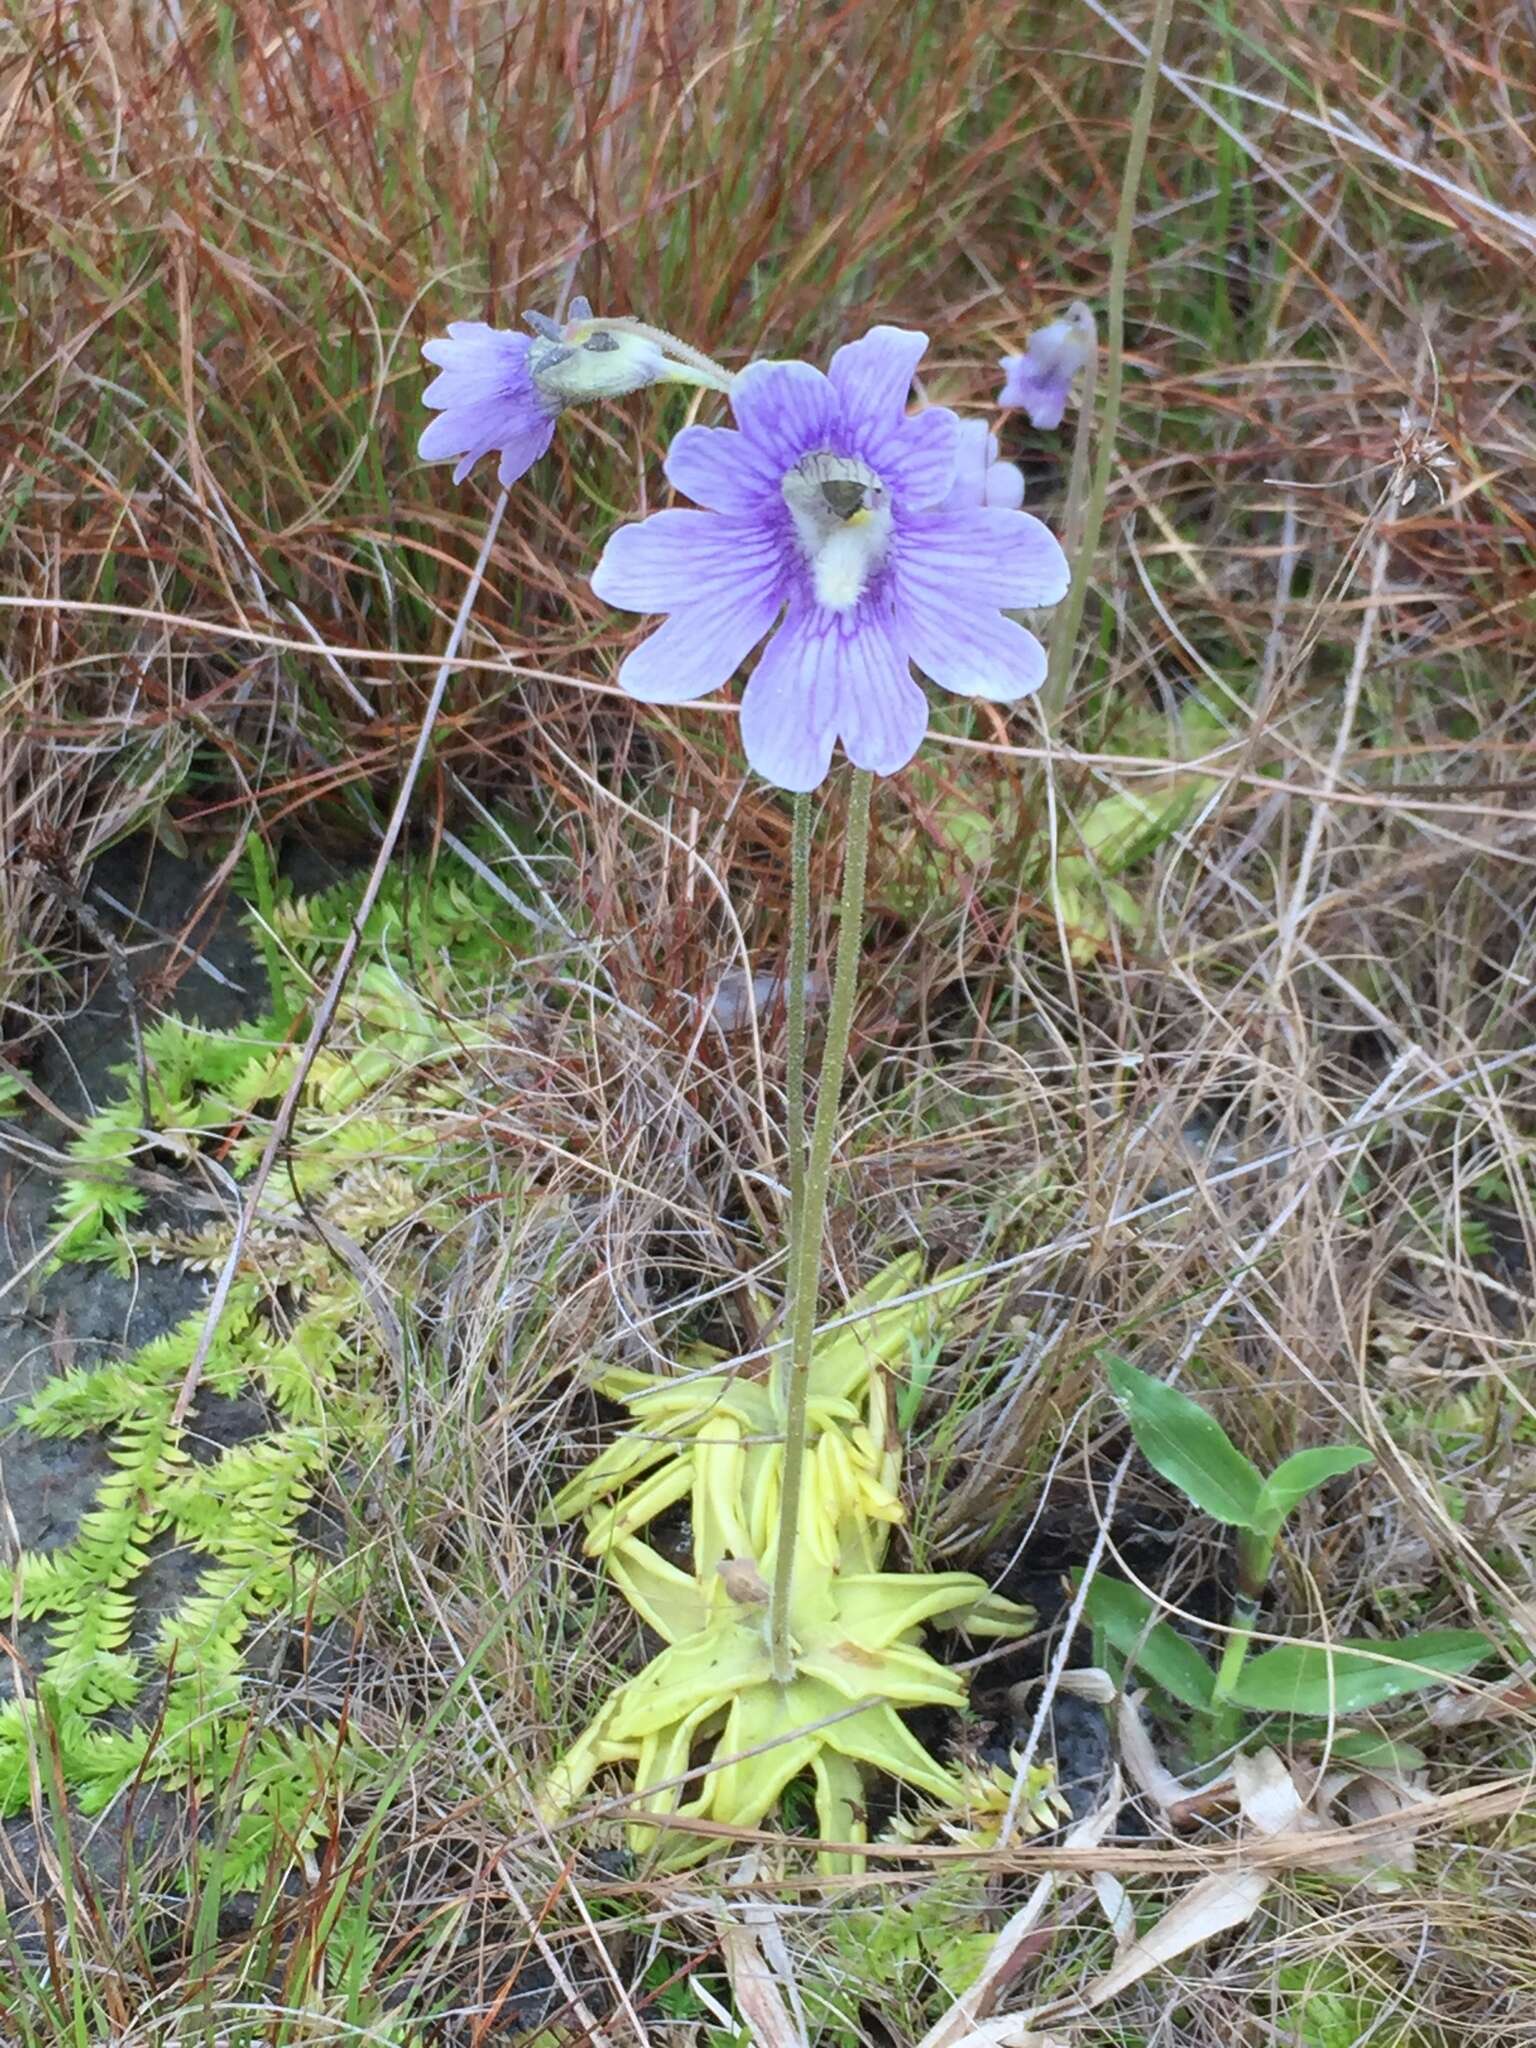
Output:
[{"xmin": 1081, "ymin": 1355, "xmax": 1489, "ymax": 1751}]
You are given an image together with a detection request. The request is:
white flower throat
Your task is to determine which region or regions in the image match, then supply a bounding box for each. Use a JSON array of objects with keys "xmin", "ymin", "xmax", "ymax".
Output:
[{"xmin": 782, "ymin": 452, "xmax": 892, "ymax": 612}]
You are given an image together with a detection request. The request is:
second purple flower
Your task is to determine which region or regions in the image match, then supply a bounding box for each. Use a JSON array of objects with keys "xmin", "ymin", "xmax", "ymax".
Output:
[{"xmin": 592, "ymin": 326, "xmax": 1069, "ymax": 792}]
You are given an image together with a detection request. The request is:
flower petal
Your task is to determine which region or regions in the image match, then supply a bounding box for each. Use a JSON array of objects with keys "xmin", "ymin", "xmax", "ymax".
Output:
[
  {"xmin": 423, "ymin": 320, "xmax": 526, "ymax": 373},
  {"xmin": 495, "ymin": 417, "xmax": 557, "ymax": 485},
  {"xmin": 831, "ymin": 608, "xmax": 928, "ymax": 776},
  {"xmin": 985, "ymin": 459, "xmax": 1026, "ymax": 509},
  {"xmin": 827, "ymin": 325, "xmax": 928, "ymax": 431},
  {"xmin": 943, "ymin": 418, "xmax": 997, "ymax": 510},
  {"xmin": 665, "ymin": 423, "xmax": 782, "ymax": 515},
  {"xmin": 419, "ymin": 323, "xmax": 555, "ymax": 485},
  {"xmin": 998, "ymin": 358, "xmax": 1069, "ymax": 430},
  {"xmin": 738, "ymin": 599, "xmax": 926, "ymax": 789},
  {"xmin": 729, "ymin": 359, "xmax": 842, "ymax": 472},
  {"xmin": 943, "ymin": 418, "xmax": 1026, "ymax": 511},
  {"xmin": 998, "ymin": 317, "xmax": 1093, "ymax": 431},
  {"xmin": 615, "ymin": 585, "xmax": 781, "ymax": 706},
  {"xmin": 829, "ymin": 330, "xmax": 957, "ymax": 504},
  {"xmin": 874, "ymin": 405, "xmax": 959, "ymax": 509},
  {"xmin": 418, "ymin": 403, "xmax": 554, "ymax": 486},
  {"xmin": 898, "ymin": 507, "xmax": 1069, "ymax": 611},
  {"xmin": 418, "ymin": 404, "xmax": 495, "ymax": 463},
  {"xmin": 592, "ymin": 508, "xmax": 784, "ymax": 614},
  {"xmin": 900, "ymin": 598, "xmax": 1049, "ymax": 704},
  {"xmin": 737, "ymin": 606, "xmax": 843, "ymax": 792}
]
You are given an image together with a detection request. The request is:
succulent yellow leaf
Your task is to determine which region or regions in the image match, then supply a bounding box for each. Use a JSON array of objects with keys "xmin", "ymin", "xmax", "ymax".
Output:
[
  {"xmin": 709, "ymin": 1682, "xmax": 823, "ymax": 1829},
  {"xmin": 606, "ymin": 1617, "xmax": 770, "ymax": 1743},
  {"xmin": 745, "ymin": 1442, "xmax": 782, "ymax": 1557},
  {"xmin": 632, "ymin": 1697, "xmax": 720, "ymax": 1830},
  {"xmin": 607, "ymin": 1538, "xmax": 710, "ymax": 1642},
  {"xmin": 694, "ymin": 1411, "xmax": 751, "ymax": 1573},
  {"xmin": 941, "ymin": 1589, "xmax": 1038, "ymax": 1639},
  {"xmin": 817, "ymin": 1694, "xmax": 961, "ymax": 1805},
  {"xmin": 810, "ymin": 1254, "xmax": 929, "ymax": 1401},
  {"xmin": 581, "ymin": 1454, "xmax": 695, "ymax": 1556},
  {"xmin": 812, "ymin": 1747, "xmax": 867, "ymax": 1875},
  {"xmin": 543, "ymin": 1711, "xmax": 624, "ymax": 1811},
  {"xmin": 548, "ymin": 1428, "xmax": 682, "ymax": 1520},
  {"xmin": 797, "ymin": 1639, "xmax": 965, "ymax": 1711},
  {"xmin": 832, "ymin": 1573, "xmax": 1025, "ymax": 1650}
]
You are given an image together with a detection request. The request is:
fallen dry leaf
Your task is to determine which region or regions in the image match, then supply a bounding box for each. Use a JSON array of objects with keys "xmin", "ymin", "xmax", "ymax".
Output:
[
  {"xmin": 1078, "ymin": 1868, "xmax": 1270, "ymax": 2009},
  {"xmin": 1232, "ymin": 1747, "xmax": 1311, "ymax": 1838},
  {"xmin": 916, "ymin": 1773, "xmax": 1123, "ymax": 2048},
  {"xmin": 713, "ymin": 1856, "xmax": 808, "ymax": 2048},
  {"xmin": 1116, "ymin": 1688, "xmax": 1202, "ymax": 1822}
]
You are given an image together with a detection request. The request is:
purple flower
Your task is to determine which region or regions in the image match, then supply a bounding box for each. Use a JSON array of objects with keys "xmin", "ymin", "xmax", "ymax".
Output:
[
  {"xmin": 998, "ymin": 307, "xmax": 1095, "ymax": 431},
  {"xmin": 419, "ymin": 297, "xmax": 667, "ymax": 489},
  {"xmin": 591, "ymin": 326, "xmax": 1070, "ymax": 792},
  {"xmin": 945, "ymin": 418, "xmax": 1025, "ymax": 511}
]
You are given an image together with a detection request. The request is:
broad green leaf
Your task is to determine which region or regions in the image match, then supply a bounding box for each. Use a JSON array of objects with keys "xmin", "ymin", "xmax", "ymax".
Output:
[
  {"xmin": 1227, "ymin": 1630, "xmax": 1488, "ymax": 1716},
  {"xmin": 1256, "ymin": 1445, "xmax": 1373, "ymax": 1535},
  {"xmin": 1295, "ymin": 1727, "xmax": 1426, "ymax": 1771},
  {"xmin": 1104, "ymin": 1355, "xmax": 1265, "ymax": 1530},
  {"xmin": 1076, "ymin": 1571, "xmax": 1216, "ymax": 1711}
]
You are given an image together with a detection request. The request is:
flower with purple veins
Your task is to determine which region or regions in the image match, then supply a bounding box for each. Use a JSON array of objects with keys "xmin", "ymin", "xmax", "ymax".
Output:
[
  {"xmin": 998, "ymin": 305, "xmax": 1096, "ymax": 431},
  {"xmin": 591, "ymin": 325, "xmax": 1070, "ymax": 793},
  {"xmin": 419, "ymin": 296, "xmax": 669, "ymax": 489},
  {"xmin": 945, "ymin": 417, "xmax": 1025, "ymax": 511}
]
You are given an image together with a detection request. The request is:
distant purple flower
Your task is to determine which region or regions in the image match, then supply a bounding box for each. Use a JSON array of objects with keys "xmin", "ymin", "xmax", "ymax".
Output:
[
  {"xmin": 592, "ymin": 326, "xmax": 1070, "ymax": 793},
  {"xmin": 998, "ymin": 307, "xmax": 1095, "ymax": 431},
  {"xmin": 945, "ymin": 418, "xmax": 1025, "ymax": 511},
  {"xmin": 419, "ymin": 297, "xmax": 667, "ymax": 489}
]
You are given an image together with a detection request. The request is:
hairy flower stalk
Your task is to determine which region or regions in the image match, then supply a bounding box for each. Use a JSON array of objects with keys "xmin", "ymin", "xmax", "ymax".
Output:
[{"xmin": 769, "ymin": 768, "xmax": 873, "ymax": 1683}]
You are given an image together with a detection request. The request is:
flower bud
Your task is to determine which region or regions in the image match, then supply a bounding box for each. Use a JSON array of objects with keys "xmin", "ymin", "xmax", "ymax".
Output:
[{"xmin": 526, "ymin": 297, "xmax": 669, "ymax": 405}]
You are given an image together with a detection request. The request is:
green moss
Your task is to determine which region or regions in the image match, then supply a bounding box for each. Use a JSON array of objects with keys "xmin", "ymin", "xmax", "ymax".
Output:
[{"xmin": 1, "ymin": 850, "xmax": 533, "ymax": 1889}]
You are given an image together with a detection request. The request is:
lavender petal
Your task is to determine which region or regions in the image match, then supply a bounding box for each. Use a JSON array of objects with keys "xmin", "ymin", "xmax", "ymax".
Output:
[
  {"xmin": 898, "ymin": 507, "xmax": 1069, "ymax": 611},
  {"xmin": 729, "ymin": 360, "xmax": 842, "ymax": 472},
  {"xmin": 737, "ymin": 606, "xmax": 844, "ymax": 792},
  {"xmin": 829, "ymin": 607, "xmax": 929, "ymax": 775},
  {"xmin": 593, "ymin": 508, "xmax": 783, "ymax": 613},
  {"xmin": 615, "ymin": 586, "xmax": 781, "ymax": 705},
  {"xmin": 665, "ymin": 424, "xmax": 782, "ymax": 516},
  {"xmin": 875, "ymin": 405, "xmax": 959, "ymax": 510},
  {"xmin": 827, "ymin": 325, "xmax": 928, "ymax": 431},
  {"xmin": 899, "ymin": 599, "xmax": 1049, "ymax": 704}
]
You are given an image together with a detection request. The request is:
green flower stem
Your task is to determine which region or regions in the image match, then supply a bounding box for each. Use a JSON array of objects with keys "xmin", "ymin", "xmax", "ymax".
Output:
[
  {"xmin": 778, "ymin": 790, "xmax": 814, "ymax": 1411},
  {"xmin": 1212, "ymin": 1587, "xmax": 1262, "ymax": 1750},
  {"xmin": 1042, "ymin": 318, "xmax": 1098, "ymax": 725},
  {"xmin": 769, "ymin": 768, "xmax": 874, "ymax": 1685},
  {"xmin": 1045, "ymin": 0, "xmax": 1176, "ymax": 684},
  {"xmin": 1214, "ymin": 1525, "xmax": 1274, "ymax": 1739}
]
